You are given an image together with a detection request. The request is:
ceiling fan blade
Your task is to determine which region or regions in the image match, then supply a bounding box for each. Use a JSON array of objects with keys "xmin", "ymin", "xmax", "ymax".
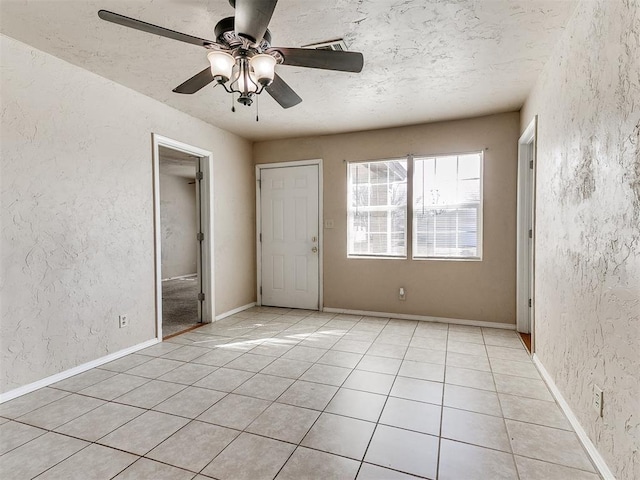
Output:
[
  {"xmin": 265, "ymin": 73, "xmax": 302, "ymax": 109},
  {"xmin": 173, "ymin": 67, "xmax": 215, "ymax": 94},
  {"xmin": 267, "ymin": 48, "xmax": 364, "ymax": 73},
  {"xmin": 234, "ymin": 0, "xmax": 278, "ymax": 43},
  {"xmin": 98, "ymin": 10, "xmax": 216, "ymax": 47}
]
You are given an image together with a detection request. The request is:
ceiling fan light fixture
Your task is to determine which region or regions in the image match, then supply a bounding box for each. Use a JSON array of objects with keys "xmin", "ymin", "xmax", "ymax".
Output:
[
  {"xmin": 207, "ymin": 51, "xmax": 235, "ymax": 83},
  {"xmin": 250, "ymin": 54, "xmax": 276, "ymax": 86},
  {"xmin": 228, "ymin": 57, "xmax": 260, "ymax": 105}
]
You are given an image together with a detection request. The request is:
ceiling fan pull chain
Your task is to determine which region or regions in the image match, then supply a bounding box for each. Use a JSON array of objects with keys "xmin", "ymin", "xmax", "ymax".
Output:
[
  {"xmin": 231, "ymin": 93, "xmax": 236, "ymax": 112},
  {"xmin": 256, "ymin": 95, "xmax": 260, "ymax": 122}
]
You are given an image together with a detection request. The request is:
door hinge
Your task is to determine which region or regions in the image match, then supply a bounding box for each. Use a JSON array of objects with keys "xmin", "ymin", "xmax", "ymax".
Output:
[
  {"xmin": 529, "ymin": 160, "xmax": 534, "ymax": 169},
  {"xmin": 259, "ymin": 286, "xmax": 262, "ymax": 295},
  {"xmin": 197, "ymin": 232, "xmax": 204, "ymax": 241},
  {"xmin": 257, "ymin": 178, "xmax": 261, "ymax": 188},
  {"xmin": 259, "ymin": 233, "xmax": 262, "ymax": 242},
  {"xmin": 528, "ymin": 229, "xmax": 533, "ymax": 239},
  {"xmin": 528, "ymin": 298, "xmax": 532, "ymax": 308},
  {"xmin": 196, "ymin": 171, "xmax": 204, "ymax": 181},
  {"xmin": 198, "ymin": 292, "xmax": 205, "ymax": 302}
]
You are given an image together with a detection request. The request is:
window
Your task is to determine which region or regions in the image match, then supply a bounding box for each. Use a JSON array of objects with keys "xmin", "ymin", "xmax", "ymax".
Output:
[
  {"xmin": 347, "ymin": 159, "xmax": 407, "ymax": 257},
  {"xmin": 413, "ymin": 152, "xmax": 482, "ymax": 259}
]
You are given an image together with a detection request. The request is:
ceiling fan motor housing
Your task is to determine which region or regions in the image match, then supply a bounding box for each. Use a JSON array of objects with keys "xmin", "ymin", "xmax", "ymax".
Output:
[{"xmin": 214, "ymin": 16, "xmax": 272, "ymax": 49}]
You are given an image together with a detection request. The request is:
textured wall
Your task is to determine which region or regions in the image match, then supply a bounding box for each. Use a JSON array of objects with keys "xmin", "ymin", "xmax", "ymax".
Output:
[
  {"xmin": 521, "ymin": 1, "xmax": 640, "ymax": 478},
  {"xmin": 159, "ymin": 174, "xmax": 197, "ymax": 279},
  {"xmin": 254, "ymin": 112, "xmax": 520, "ymax": 324},
  {"xmin": 0, "ymin": 35, "xmax": 255, "ymax": 393}
]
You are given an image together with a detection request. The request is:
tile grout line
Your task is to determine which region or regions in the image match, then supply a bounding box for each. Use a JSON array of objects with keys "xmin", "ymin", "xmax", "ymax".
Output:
[
  {"xmin": 356, "ymin": 317, "xmax": 424, "ymax": 479},
  {"xmin": 484, "ymin": 327, "xmax": 521, "ymax": 480},
  {"xmin": 296, "ymin": 314, "xmax": 390, "ymax": 480},
  {"xmin": 434, "ymin": 323, "xmax": 450, "ymax": 480},
  {"xmin": 268, "ymin": 313, "xmax": 382, "ymax": 480}
]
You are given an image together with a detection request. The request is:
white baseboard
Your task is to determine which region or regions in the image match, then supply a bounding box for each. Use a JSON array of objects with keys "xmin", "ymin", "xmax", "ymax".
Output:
[
  {"xmin": 322, "ymin": 307, "xmax": 515, "ymax": 330},
  {"xmin": 0, "ymin": 338, "xmax": 159, "ymax": 403},
  {"xmin": 532, "ymin": 354, "xmax": 615, "ymax": 480},
  {"xmin": 162, "ymin": 273, "xmax": 197, "ymax": 282},
  {"xmin": 215, "ymin": 302, "xmax": 256, "ymax": 321}
]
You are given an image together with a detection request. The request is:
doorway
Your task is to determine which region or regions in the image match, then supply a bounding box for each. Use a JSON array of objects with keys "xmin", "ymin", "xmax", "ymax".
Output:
[
  {"xmin": 516, "ymin": 116, "xmax": 537, "ymax": 351},
  {"xmin": 256, "ymin": 160, "xmax": 323, "ymax": 310},
  {"xmin": 153, "ymin": 135, "xmax": 215, "ymax": 340}
]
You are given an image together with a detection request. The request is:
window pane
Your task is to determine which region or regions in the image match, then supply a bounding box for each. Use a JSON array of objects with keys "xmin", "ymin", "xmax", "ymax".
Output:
[
  {"xmin": 459, "ymin": 154, "xmax": 480, "ymax": 179},
  {"xmin": 348, "ymin": 159, "xmax": 407, "ymax": 257},
  {"xmin": 370, "ymin": 184, "xmax": 388, "ymax": 206},
  {"xmin": 370, "ymin": 163, "xmax": 388, "ymax": 184},
  {"xmin": 413, "ymin": 152, "xmax": 482, "ymax": 259},
  {"xmin": 370, "ymin": 211, "xmax": 387, "ymax": 233},
  {"xmin": 459, "ymin": 179, "xmax": 480, "ymax": 203}
]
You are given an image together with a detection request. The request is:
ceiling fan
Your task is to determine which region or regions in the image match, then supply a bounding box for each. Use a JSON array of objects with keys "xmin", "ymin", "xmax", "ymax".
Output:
[{"xmin": 98, "ymin": 0, "xmax": 364, "ymax": 109}]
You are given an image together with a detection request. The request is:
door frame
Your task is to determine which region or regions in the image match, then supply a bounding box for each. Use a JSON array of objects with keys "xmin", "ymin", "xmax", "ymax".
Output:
[
  {"xmin": 255, "ymin": 159, "xmax": 323, "ymax": 310},
  {"xmin": 152, "ymin": 134, "xmax": 215, "ymax": 340},
  {"xmin": 516, "ymin": 116, "xmax": 537, "ymax": 343}
]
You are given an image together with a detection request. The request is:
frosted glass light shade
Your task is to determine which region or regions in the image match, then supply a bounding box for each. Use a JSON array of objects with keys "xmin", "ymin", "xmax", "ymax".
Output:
[
  {"xmin": 207, "ymin": 51, "xmax": 235, "ymax": 82},
  {"xmin": 250, "ymin": 54, "xmax": 276, "ymax": 86},
  {"xmin": 231, "ymin": 63, "xmax": 259, "ymax": 93}
]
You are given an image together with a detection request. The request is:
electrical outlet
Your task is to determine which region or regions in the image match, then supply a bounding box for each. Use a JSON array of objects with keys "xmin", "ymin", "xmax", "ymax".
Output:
[
  {"xmin": 593, "ymin": 385, "xmax": 603, "ymax": 417},
  {"xmin": 399, "ymin": 287, "xmax": 406, "ymax": 301},
  {"xmin": 119, "ymin": 315, "xmax": 129, "ymax": 329}
]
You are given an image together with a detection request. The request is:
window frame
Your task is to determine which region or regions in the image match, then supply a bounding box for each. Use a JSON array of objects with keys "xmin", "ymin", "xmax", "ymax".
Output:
[
  {"xmin": 411, "ymin": 151, "xmax": 484, "ymax": 261},
  {"xmin": 346, "ymin": 158, "xmax": 409, "ymax": 259}
]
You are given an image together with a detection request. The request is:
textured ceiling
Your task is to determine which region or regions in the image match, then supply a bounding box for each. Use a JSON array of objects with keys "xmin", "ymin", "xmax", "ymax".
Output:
[{"xmin": 0, "ymin": 0, "xmax": 576, "ymax": 141}]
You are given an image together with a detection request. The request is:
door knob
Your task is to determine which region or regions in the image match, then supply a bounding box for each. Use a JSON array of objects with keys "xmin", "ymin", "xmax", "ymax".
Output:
[{"xmin": 311, "ymin": 246, "xmax": 318, "ymax": 253}]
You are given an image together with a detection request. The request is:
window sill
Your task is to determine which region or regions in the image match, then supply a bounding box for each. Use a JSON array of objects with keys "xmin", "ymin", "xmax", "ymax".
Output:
[
  {"xmin": 411, "ymin": 256, "xmax": 482, "ymax": 262},
  {"xmin": 347, "ymin": 255, "xmax": 407, "ymax": 260}
]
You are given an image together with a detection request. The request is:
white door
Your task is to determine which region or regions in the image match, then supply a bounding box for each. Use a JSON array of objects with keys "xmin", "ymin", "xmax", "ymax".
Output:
[
  {"xmin": 260, "ymin": 165, "xmax": 319, "ymax": 309},
  {"xmin": 527, "ymin": 141, "xmax": 535, "ymax": 333},
  {"xmin": 516, "ymin": 117, "xmax": 536, "ymax": 336}
]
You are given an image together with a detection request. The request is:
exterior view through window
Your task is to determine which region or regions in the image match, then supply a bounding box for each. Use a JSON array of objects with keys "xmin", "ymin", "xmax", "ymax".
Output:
[
  {"xmin": 347, "ymin": 152, "xmax": 482, "ymax": 260},
  {"xmin": 413, "ymin": 152, "xmax": 482, "ymax": 259},
  {"xmin": 347, "ymin": 159, "xmax": 407, "ymax": 257}
]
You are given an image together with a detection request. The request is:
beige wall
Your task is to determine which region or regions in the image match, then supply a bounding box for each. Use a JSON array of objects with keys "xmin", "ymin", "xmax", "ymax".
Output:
[
  {"xmin": 159, "ymin": 173, "xmax": 198, "ymax": 279},
  {"xmin": 254, "ymin": 112, "xmax": 520, "ymax": 324},
  {"xmin": 0, "ymin": 35, "xmax": 255, "ymax": 394},
  {"xmin": 521, "ymin": 1, "xmax": 639, "ymax": 478}
]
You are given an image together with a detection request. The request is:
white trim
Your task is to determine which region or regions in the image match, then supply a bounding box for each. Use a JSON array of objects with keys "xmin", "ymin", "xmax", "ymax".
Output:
[
  {"xmin": 257, "ymin": 159, "xmax": 322, "ymax": 169},
  {"xmin": 152, "ymin": 134, "xmax": 216, "ymax": 341},
  {"xmin": 0, "ymin": 338, "xmax": 159, "ymax": 403},
  {"xmin": 516, "ymin": 117, "xmax": 537, "ymax": 336},
  {"xmin": 532, "ymin": 354, "xmax": 615, "ymax": 480},
  {"xmin": 322, "ymin": 307, "xmax": 515, "ymax": 330},
  {"xmin": 255, "ymin": 171, "xmax": 261, "ymax": 305},
  {"xmin": 162, "ymin": 273, "xmax": 198, "ymax": 282},
  {"xmin": 215, "ymin": 302, "xmax": 256, "ymax": 321},
  {"xmin": 255, "ymin": 159, "xmax": 324, "ymax": 311}
]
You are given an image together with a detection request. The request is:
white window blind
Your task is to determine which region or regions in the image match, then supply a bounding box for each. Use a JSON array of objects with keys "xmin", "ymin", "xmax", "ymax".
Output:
[
  {"xmin": 347, "ymin": 159, "xmax": 407, "ymax": 257},
  {"xmin": 413, "ymin": 153, "xmax": 482, "ymax": 259}
]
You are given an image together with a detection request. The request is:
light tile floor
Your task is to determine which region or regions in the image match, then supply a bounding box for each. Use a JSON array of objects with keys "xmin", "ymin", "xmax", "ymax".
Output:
[{"xmin": 0, "ymin": 308, "xmax": 602, "ymax": 480}]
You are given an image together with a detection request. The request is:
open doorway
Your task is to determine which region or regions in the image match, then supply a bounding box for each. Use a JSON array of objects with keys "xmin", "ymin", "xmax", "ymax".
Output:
[
  {"xmin": 153, "ymin": 134, "xmax": 215, "ymax": 340},
  {"xmin": 159, "ymin": 147, "xmax": 201, "ymax": 336},
  {"xmin": 516, "ymin": 116, "xmax": 537, "ymax": 353}
]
